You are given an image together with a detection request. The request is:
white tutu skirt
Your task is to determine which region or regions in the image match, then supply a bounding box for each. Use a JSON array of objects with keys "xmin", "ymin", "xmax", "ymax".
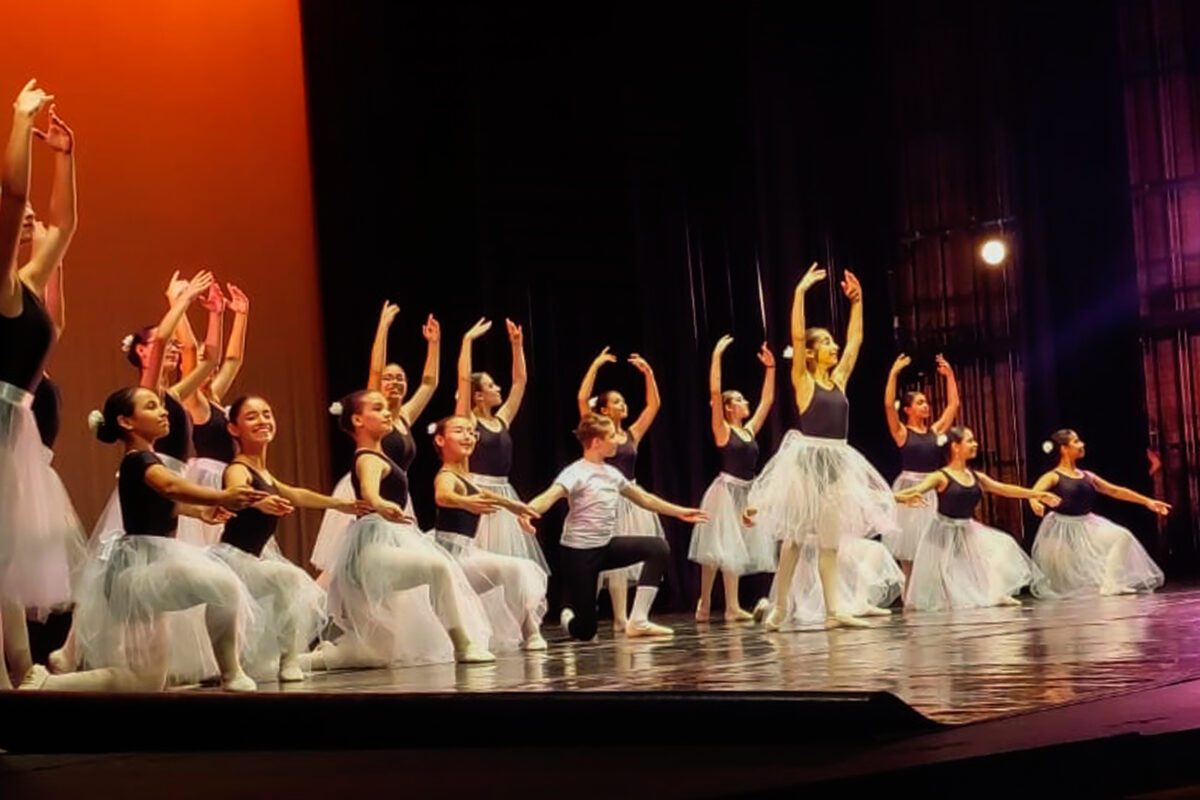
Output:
[
  {"xmin": 769, "ymin": 535, "xmax": 906, "ymax": 629},
  {"xmin": 311, "ymin": 472, "xmax": 416, "ymax": 573},
  {"xmin": 1031, "ymin": 512, "xmax": 1164, "ymax": 598},
  {"xmin": 0, "ymin": 381, "xmax": 86, "ymax": 617},
  {"xmin": 883, "ymin": 471, "xmax": 936, "ymax": 561},
  {"xmin": 325, "ymin": 514, "xmax": 514, "ymax": 666},
  {"xmin": 470, "ymin": 474, "xmax": 550, "ymax": 574},
  {"xmin": 599, "ymin": 482, "xmax": 666, "ymax": 585},
  {"xmin": 748, "ymin": 431, "xmax": 898, "ymax": 549},
  {"xmin": 688, "ymin": 473, "xmax": 776, "ymax": 575},
  {"xmin": 906, "ymin": 515, "xmax": 1043, "ymax": 611},
  {"xmin": 177, "ymin": 458, "xmax": 228, "ymax": 547},
  {"xmin": 72, "ymin": 533, "xmax": 261, "ymax": 685},
  {"xmin": 208, "ymin": 543, "xmax": 327, "ymax": 679},
  {"xmin": 435, "ymin": 530, "xmax": 547, "ymax": 634}
]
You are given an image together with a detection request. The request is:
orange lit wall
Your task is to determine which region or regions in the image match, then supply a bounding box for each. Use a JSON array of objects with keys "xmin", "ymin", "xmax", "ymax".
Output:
[{"xmin": 0, "ymin": 1, "xmax": 329, "ymax": 561}]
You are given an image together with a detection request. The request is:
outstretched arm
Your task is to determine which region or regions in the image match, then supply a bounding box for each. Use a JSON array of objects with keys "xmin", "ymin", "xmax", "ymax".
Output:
[
  {"xmin": 627, "ymin": 353, "xmax": 660, "ymax": 443},
  {"xmin": 209, "ymin": 284, "xmax": 250, "ymax": 403},
  {"xmin": 0, "ymin": 80, "xmax": 52, "ymax": 314},
  {"xmin": 620, "ymin": 483, "xmax": 708, "ymax": 523},
  {"xmin": 1027, "ymin": 471, "xmax": 1059, "ymax": 518},
  {"xmin": 354, "ymin": 456, "xmax": 409, "ymax": 523},
  {"xmin": 366, "ymin": 301, "xmax": 399, "ymax": 392},
  {"xmin": 708, "ymin": 336, "xmax": 732, "ymax": 445},
  {"xmin": 434, "ymin": 471, "xmax": 503, "ymax": 515},
  {"xmin": 20, "ymin": 105, "xmax": 76, "ymax": 293},
  {"xmin": 454, "ymin": 318, "xmax": 491, "ymax": 418},
  {"xmin": 790, "ymin": 263, "xmax": 825, "ymax": 409},
  {"xmin": 1090, "ymin": 472, "xmax": 1171, "ymax": 516},
  {"xmin": 884, "ymin": 354, "xmax": 910, "ymax": 447},
  {"xmin": 497, "ymin": 318, "xmax": 527, "ymax": 425},
  {"xmin": 527, "ymin": 483, "xmax": 567, "ymax": 517},
  {"xmin": 931, "ymin": 355, "xmax": 960, "ymax": 435},
  {"xmin": 578, "ymin": 347, "xmax": 616, "ymax": 419},
  {"xmin": 831, "ymin": 270, "xmax": 863, "ymax": 387},
  {"xmin": 976, "ymin": 471, "xmax": 1061, "ymax": 505},
  {"xmin": 401, "ymin": 314, "xmax": 440, "ymax": 424},
  {"xmin": 144, "ymin": 463, "xmax": 265, "ymax": 508},
  {"xmin": 272, "ymin": 477, "xmax": 363, "ymax": 514},
  {"xmin": 895, "ymin": 470, "xmax": 947, "ymax": 501}
]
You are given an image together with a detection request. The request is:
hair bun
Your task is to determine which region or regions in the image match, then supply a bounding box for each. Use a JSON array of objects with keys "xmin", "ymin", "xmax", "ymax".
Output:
[
  {"xmin": 328, "ymin": 401, "xmax": 343, "ymax": 416},
  {"xmin": 936, "ymin": 433, "xmax": 948, "ymax": 447},
  {"xmin": 120, "ymin": 334, "xmax": 134, "ymax": 353},
  {"xmin": 87, "ymin": 409, "xmax": 104, "ymax": 432},
  {"xmin": 782, "ymin": 345, "xmax": 794, "ymax": 360},
  {"xmin": 1042, "ymin": 440, "xmax": 1054, "ymax": 454}
]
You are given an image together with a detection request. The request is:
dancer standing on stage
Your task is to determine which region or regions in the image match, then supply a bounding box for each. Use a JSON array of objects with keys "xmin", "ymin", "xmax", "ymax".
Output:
[
  {"xmin": 24, "ymin": 387, "xmax": 267, "ymax": 692},
  {"xmin": 898, "ymin": 426, "xmax": 1059, "ymax": 611},
  {"xmin": 529, "ymin": 413, "xmax": 707, "ymax": 640},
  {"xmin": 311, "ymin": 302, "xmax": 439, "ymax": 575},
  {"xmin": 743, "ymin": 263, "xmax": 903, "ymax": 630},
  {"xmin": 1029, "ymin": 429, "xmax": 1167, "ymax": 597},
  {"xmin": 454, "ymin": 317, "xmax": 548, "ymax": 571},
  {"xmin": 576, "ymin": 346, "xmax": 664, "ymax": 628},
  {"xmin": 0, "ymin": 84, "xmax": 85, "ymax": 689},
  {"xmin": 883, "ymin": 353, "xmax": 960, "ymax": 579},
  {"xmin": 689, "ymin": 335, "xmax": 776, "ymax": 622},
  {"xmin": 306, "ymin": 390, "xmax": 500, "ymax": 671},
  {"xmin": 432, "ymin": 414, "xmax": 549, "ymax": 650}
]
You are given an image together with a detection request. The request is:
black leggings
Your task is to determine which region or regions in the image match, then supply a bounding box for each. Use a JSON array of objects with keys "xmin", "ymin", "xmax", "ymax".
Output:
[{"xmin": 561, "ymin": 536, "xmax": 670, "ymax": 640}]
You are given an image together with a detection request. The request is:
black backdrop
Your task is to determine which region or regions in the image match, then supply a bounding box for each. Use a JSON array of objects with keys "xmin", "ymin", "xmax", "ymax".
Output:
[{"xmin": 298, "ymin": 1, "xmax": 1154, "ymax": 613}]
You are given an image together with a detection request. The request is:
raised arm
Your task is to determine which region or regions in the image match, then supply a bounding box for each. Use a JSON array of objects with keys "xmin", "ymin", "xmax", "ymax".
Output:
[
  {"xmin": 884, "ymin": 354, "xmax": 910, "ymax": 447},
  {"xmin": 976, "ymin": 471, "xmax": 1061, "ymax": 506},
  {"xmin": 627, "ymin": 353, "xmax": 660, "ymax": 443},
  {"xmin": 1027, "ymin": 470, "xmax": 1060, "ymax": 518},
  {"xmin": 831, "ymin": 270, "xmax": 863, "ymax": 387},
  {"xmin": 171, "ymin": 283, "xmax": 224, "ymax": 403},
  {"xmin": 619, "ymin": 482, "xmax": 708, "ymax": 523},
  {"xmin": 496, "ymin": 318, "xmax": 527, "ymax": 425},
  {"xmin": 401, "ymin": 314, "xmax": 441, "ymax": 424},
  {"xmin": 1090, "ymin": 472, "xmax": 1172, "ymax": 516},
  {"xmin": 164, "ymin": 272, "xmax": 200, "ymax": 378},
  {"xmin": 931, "ymin": 355, "xmax": 960, "ymax": 435},
  {"xmin": 747, "ymin": 343, "xmax": 777, "ymax": 435},
  {"xmin": 527, "ymin": 483, "xmax": 567, "ymax": 517},
  {"xmin": 577, "ymin": 347, "xmax": 616, "ymax": 419},
  {"xmin": 709, "ymin": 336, "xmax": 733, "ymax": 445},
  {"xmin": 43, "ymin": 257, "xmax": 64, "ymax": 337},
  {"xmin": 140, "ymin": 271, "xmax": 214, "ymax": 390},
  {"xmin": 366, "ymin": 301, "xmax": 399, "ymax": 392},
  {"xmin": 0, "ymin": 81, "xmax": 51, "ymax": 313},
  {"xmin": 209, "ymin": 284, "xmax": 250, "ymax": 403},
  {"xmin": 790, "ymin": 263, "xmax": 825, "ymax": 408},
  {"xmin": 455, "ymin": 318, "xmax": 492, "ymax": 418},
  {"xmin": 20, "ymin": 106, "xmax": 76, "ymax": 293}
]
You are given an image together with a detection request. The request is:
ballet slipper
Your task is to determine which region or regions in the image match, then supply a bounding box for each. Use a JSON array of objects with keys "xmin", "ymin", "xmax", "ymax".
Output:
[
  {"xmin": 521, "ymin": 633, "xmax": 548, "ymax": 651},
  {"xmin": 222, "ymin": 671, "xmax": 257, "ymax": 692},
  {"xmin": 18, "ymin": 664, "xmax": 49, "ymax": 690},
  {"xmin": 830, "ymin": 614, "xmax": 872, "ymax": 629},
  {"xmin": 278, "ymin": 654, "xmax": 305, "ymax": 683},
  {"xmin": 997, "ymin": 596, "xmax": 1023, "ymax": 607},
  {"xmin": 455, "ymin": 644, "xmax": 496, "ymax": 664},
  {"xmin": 724, "ymin": 607, "xmax": 754, "ymax": 622},
  {"xmin": 752, "ymin": 598, "xmax": 771, "ymax": 623},
  {"xmin": 625, "ymin": 620, "xmax": 673, "ymax": 638}
]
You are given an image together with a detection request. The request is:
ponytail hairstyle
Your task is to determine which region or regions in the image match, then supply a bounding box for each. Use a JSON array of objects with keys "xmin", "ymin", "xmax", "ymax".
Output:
[{"xmin": 90, "ymin": 387, "xmax": 141, "ymax": 445}]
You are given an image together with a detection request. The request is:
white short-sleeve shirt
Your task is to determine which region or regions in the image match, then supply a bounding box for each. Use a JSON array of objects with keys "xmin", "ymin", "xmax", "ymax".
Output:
[{"xmin": 554, "ymin": 459, "xmax": 631, "ymax": 549}]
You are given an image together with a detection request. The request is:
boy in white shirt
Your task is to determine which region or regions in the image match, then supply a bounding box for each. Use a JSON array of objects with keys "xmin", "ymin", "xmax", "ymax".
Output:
[{"xmin": 528, "ymin": 413, "xmax": 708, "ymax": 640}]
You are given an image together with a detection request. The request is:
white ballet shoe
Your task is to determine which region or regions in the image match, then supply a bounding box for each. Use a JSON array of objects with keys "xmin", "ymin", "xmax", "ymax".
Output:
[
  {"xmin": 278, "ymin": 656, "xmax": 305, "ymax": 683},
  {"xmin": 830, "ymin": 614, "xmax": 873, "ymax": 629},
  {"xmin": 222, "ymin": 672, "xmax": 258, "ymax": 692},
  {"xmin": 625, "ymin": 620, "xmax": 674, "ymax": 638},
  {"xmin": 455, "ymin": 644, "xmax": 496, "ymax": 664},
  {"xmin": 997, "ymin": 595, "xmax": 1023, "ymax": 607},
  {"xmin": 559, "ymin": 607, "xmax": 575, "ymax": 635},
  {"xmin": 18, "ymin": 664, "xmax": 49, "ymax": 690},
  {"xmin": 763, "ymin": 608, "xmax": 786, "ymax": 632},
  {"xmin": 725, "ymin": 607, "xmax": 755, "ymax": 622},
  {"xmin": 522, "ymin": 633, "xmax": 548, "ymax": 651},
  {"xmin": 1100, "ymin": 584, "xmax": 1137, "ymax": 596},
  {"xmin": 862, "ymin": 605, "xmax": 892, "ymax": 617},
  {"xmin": 752, "ymin": 598, "xmax": 772, "ymax": 624}
]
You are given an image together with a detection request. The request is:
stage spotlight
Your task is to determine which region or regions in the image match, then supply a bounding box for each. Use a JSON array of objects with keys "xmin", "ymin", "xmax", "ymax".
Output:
[{"xmin": 981, "ymin": 238, "xmax": 1007, "ymax": 266}]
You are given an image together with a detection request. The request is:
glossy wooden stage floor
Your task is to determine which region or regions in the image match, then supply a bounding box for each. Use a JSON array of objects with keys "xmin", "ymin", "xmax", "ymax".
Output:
[{"xmin": 249, "ymin": 585, "xmax": 1200, "ymax": 726}]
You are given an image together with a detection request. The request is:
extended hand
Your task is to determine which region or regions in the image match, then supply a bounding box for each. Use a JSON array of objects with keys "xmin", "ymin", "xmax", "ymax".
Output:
[
  {"xmin": 423, "ymin": 314, "xmax": 440, "ymax": 343},
  {"xmin": 464, "ymin": 317, "xmax": 492, "ymax": 341},
  {"xmin": 840, "ymin": 270, "xmax": 862, "ymax": 303},
  {"xmin": 758, "ymin": 342, "xmax": 775, "ymax": 369},
  {"xmin": 33, "ymin": 104, "xmax": 74, "ymax": 153},
  {"xmin": 797, "ymin": 262, "xmax": 826, "ymax": 293}
]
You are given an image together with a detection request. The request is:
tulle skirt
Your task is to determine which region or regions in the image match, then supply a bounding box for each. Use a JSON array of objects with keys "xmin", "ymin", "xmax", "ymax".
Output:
[
  {"xmin": 177, "ymin": 458, "xmax": 228, "ymax": 547},
  {"xmin": 906, "ymin": 515, "xmax": 1043, "ymax": 611},
  {"xmin": 768, "ymin": 535, "xmax": 906, "ymax": 630},
  {"xmin": 688, "ymin": 473, "xmax": 777, "ymax": 575},
  {"xmin": 72, "ymin": 533, "xmax": 261, "ymax": 685},
  {"xmin": 435, "ymin": 530, "xmax": 547, "ymax": 634},
  {"xmin": 311, "ymin": 472, "xmax": 416, "ymax": 572},
  {"xmin": 748, "ymin": 431, "xmax": 899, "ymax": 549},
  {"xmin": 470, "ymin": 474, "xmax": 550, "ymax": 573},
  {"xmin": 1031, "ymin": 512, "xmax": 1164, "ymax": 598},
  {"xmin": 601, "ymin": 482, "xmax": 665, "ymax": 584},
  {"xmin": 0, "ymin": 381, "xmax": 86, "ymax": 617},
  {"xmin": 325, "ymin": 514, "xmax": 514, "ymax": 666},
  {"xmin": 208, "ymin": 542, "xmax": 327, "ymax": 678},
  {"xmin": 883, "ymin": 471, "xmax": 936, "ymax": 561}
]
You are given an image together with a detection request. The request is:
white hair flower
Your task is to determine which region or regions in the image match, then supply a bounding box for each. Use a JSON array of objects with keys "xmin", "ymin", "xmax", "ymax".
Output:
[
  {"xmin": 87, "ymin": 410, "xmax": 105, "ymax": 432},
  {"xmin": 936, "ymin": 434, "xmax": 948, "ymax": 447},
  {"xmin": 1042, "ymin": 440, "xmax": 1054, "ymax": 454},
  {"xmin": 120, "ymin": 334, "xmax": 134, "ymax": 353},
  {"xmin": 328, "ymin": 401, "xmax": 343, "ymax": 416},
  {"xmin": 893, "ymin": 399, "xmax": 901, "ymax": 410},
  {"xmin": 426, "ymin": 422, "xmax": 437, "ymax": 436},
  {"xmin": 782, "ymin": 345, "xmax": 794, "ymax": 360},
  {"xmin": 587, "ymin": 396, "xmax": 598, "ymax": 409}
]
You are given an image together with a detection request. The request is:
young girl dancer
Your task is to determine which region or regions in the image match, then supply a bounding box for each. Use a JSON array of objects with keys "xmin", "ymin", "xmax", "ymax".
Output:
[
  {"xmin": 883, "ymin": 353, "xmax": 960, "ymax": 578},
  {"xmin": 528, "ymin": 413, "xmax": 708, "ymax": 641},
  {"xmin": 689, "ymin": 335, "xmax": 776, "ymax": 622},
  {"xmin": 311, "ymin": 303, "xmax": 439, "ymax": 576},
  {"xmin": 576, "ymin": 347, "xmax": 664, "ymax": 629},
  {"xmin": 217, "ymin": 395, "xmax": 364, "ymax": 681},
  {"xmin": 432, "ymin": 414, "xmax": 549, "ymax": 650},
  {"xmin": 1029, "ymin": 429, "xmax": 1167, "ymax": 597},
  {"xmin": 305, "ymin": 390, "xmax": 502, "ymax": 671},
  {"xmin": 0, "ymin": 85, "xmax": 85, "ymax": 689},
  {"xmin": 744, "ymin": 264, "xmax": 903, "ymax": 630},
  {"xmin": 24, "ymin": 387, "xmax": 266, "ymax": 691},
  {"xmin": 454, "ymin": 317, "xmax": 548, "ymax": 571},
  {"xmin": 898, "ymin": 426, "xmax": 1060, "ymax": 611}
]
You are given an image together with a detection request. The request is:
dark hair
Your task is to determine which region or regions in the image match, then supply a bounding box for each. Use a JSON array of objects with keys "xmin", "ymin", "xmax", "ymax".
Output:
[
  {"xmin": 383, "ymin": 363, "xmax": 406, "ymax": 379},
  {"xmin": 336, "ymin": 390, "xmax": 372, "ymax": 436},
  {"xmin": 94, "ymin": 387, "xmax": 142, "ymax": 444},
  {"xmin": 469, "ymin": 372, "xmax": 488, "ymax": 397},
  {"xmin": 721, "ymin": 390, "xmax": 744, "ymax": 420},
  {"xmin": 575, "ymin": 413, "xmax": 614, "ymax": 447},
  {"xmin": 941, "ymin": 425, "xmax": 971, "ymax": 463},
  {"xmin": 803, "ymin": 327, "xmax": 831, "ymax": 367},
  {"xmin": 431, "ymin": 415, "xmax": 473, "ymax": 461},
  {"xmin": 124, "ymin": 325, "xmax": 155, "ymax": 368},
  {"xmin": 595, "ymin": 390, "xmax": 620, "ymax": 415},
  {"xmin": 227, "ymin": 395, "xmax": 267, "ymax": 426},
  {"xmin": 900, "ymin": 390, "xmax": 924, "ymax": 417},
  {"xmin": 1046, "ymin": 429, "xmax": 1076, "ymax": 458}
]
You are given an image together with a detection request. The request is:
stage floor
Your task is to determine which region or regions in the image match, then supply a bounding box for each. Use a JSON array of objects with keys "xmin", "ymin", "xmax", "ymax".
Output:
[{"xmin": 243, "ymin": 585, "xmax": 1200, "ymax": 726}]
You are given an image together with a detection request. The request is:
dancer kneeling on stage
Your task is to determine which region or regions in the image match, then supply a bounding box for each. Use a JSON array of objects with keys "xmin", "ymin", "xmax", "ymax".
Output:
[
  {"xmin": 528, "ymin": 413, "xmax": 708, "ymax": 641},
  {"xmin": 1029, "ymin": 429, "xmax": 1167, "ymax": 598},
  {"xmin": 24, "ymin": 387, "xmax": 267, "ymax": 691},
  {"xmin": 897, "ymin": 426, "xmax": 1060, "ymax": 611}
]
